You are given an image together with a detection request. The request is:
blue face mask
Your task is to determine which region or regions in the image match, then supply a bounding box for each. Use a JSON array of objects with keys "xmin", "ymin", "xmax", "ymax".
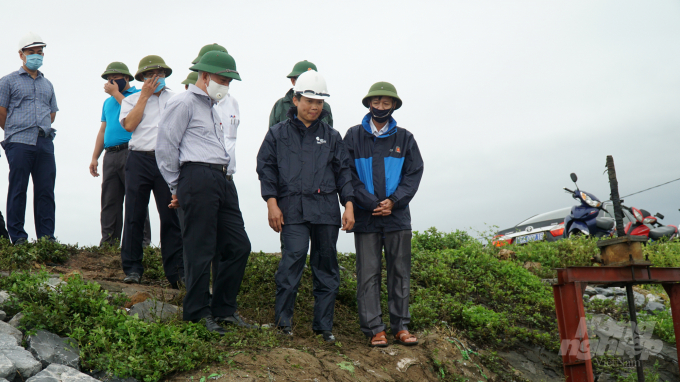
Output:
[
  {"xmin": 24, "ymin": 54, "xmax": 43, "ymax": 71},
  {"xmin": 145, "ymin": 77, "xmax": 166, "ymax": 93}
]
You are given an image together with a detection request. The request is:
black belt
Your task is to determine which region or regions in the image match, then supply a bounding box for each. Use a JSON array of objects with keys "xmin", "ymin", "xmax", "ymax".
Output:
[
  {"xmin": 182, "ymin": 162, "xmax": 232, "ymax": 180},
  {"xmin": 131, "ymin": 150, "xmax": 155, "ymax": 157},
  {"xmin": 105, "ymin": 143, "xmax": 128, "ymax": 152},
  {"xmin": 37, "ymin": 129, "xmax": 46, "ymax": 137}
]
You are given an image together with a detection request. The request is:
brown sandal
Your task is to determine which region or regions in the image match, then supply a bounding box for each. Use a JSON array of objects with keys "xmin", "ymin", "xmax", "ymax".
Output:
[
  {"xmin": 394, "ymin": 330, "xmax": 418, "ymax": 346},
  {"xmin": 369, "ymin": 331, "xmax": 388, "ymax": 348}
]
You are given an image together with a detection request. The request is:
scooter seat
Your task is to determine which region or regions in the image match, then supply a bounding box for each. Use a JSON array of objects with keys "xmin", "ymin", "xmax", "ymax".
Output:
[
  {"xmin": 595, "ymin": 217, "xmax": 615, "ymax": 230},
  {"xmin": 649, "ymin": 226, "xmax": 676, "ymax": 240}
]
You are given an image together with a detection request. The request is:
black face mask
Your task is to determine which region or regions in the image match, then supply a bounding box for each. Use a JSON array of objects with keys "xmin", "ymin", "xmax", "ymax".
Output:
[
  {"xmin": 370, "ymin": 106, "xmax": 394, "ymax": 123},
  {"xmin": 113, "ymin": 78, "xmax": 127, "ymax": 93}
]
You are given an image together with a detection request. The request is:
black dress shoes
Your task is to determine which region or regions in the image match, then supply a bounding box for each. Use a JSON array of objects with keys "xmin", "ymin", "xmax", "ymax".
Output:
[
  {"xmin": 314, "ymin": 330, "xmax": 336, "ymax": 343},
  {"xmin": 203, "ymin": 316, "xmax": 227, "ymax": 335},
  {"xmin": 123, "ymin": 273, "xmax": 141, "ymax": 284},
  {"xmin": 215, "ymin": 312, "xmax": 257, "ymax": 329}
]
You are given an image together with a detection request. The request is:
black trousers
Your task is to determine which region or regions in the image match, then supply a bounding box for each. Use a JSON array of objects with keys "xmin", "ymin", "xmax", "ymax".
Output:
[
  {"xmin": 120, "ymin": 151, "xmax": 184, "ymax": 284},
  {"xmin": 275, "ymin": 223, "xmax": 340, "ymax": 331},
  {"xmin": 177, "ymin": 164, "xmax": 251, "ymax": 322},
  {"xmin": 100, "ymin": 148, "xmax": 151, "ymax": 247}
]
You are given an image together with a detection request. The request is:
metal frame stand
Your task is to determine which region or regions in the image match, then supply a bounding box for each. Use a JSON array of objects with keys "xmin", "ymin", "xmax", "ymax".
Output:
[{"xmin": 553, "ymin": 265, "xmax": 680, "ymax": 382}]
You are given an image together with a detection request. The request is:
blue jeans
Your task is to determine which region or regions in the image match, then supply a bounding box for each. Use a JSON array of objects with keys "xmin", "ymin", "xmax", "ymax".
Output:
[{"xmin": 3, "ymin": 136, "xmax": 56, "ymax": 243}]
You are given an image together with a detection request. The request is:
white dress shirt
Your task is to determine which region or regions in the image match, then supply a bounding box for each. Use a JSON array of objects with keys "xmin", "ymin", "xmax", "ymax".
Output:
[
  {"xmin": 213, "ymin": 94, "xmax": 240, "ymax": 175},
  {"xmin": 119, "ymin": 88, "xmax": 176, "ymax": 151},
  {"xmin": 369, "ymin": 117, "xmax": 390, "ymax": 137}
]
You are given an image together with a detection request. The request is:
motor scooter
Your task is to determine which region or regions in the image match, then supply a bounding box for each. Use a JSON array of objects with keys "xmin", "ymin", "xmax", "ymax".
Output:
[
  {"xmin": 623, "ymin": 206, "xmax": 677, "ymax": 241},
  {"xmin": 563, "ymin": 173, "xmax": 615, "ymax": 238}
]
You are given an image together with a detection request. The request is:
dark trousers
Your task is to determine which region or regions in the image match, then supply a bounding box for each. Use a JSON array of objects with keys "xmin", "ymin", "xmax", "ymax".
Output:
[
  {"xmin": 3, "ymin": 137, "xmax": 56, "ymax": 243},
  {"xmin": 100, "ymin": 148, "xmax": 151, "ymax": 247},
  {"xmin": 177, "ymin": 164, "xmax": 251, "ymax": 322},
  {"xmin": 120, "ymin": 151, "xmax": 183, "ymax": 284},
  {"xmin": 275, "ymin": 223, "xmax": 340, "ymax": 331},
  {"xmin": 355, "ymin": 230, "xmax": 412, "ymax": 337}
]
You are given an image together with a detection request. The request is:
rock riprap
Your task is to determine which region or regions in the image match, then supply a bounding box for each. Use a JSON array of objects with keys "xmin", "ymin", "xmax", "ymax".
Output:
[
  {"xmin": 0, "ymin": 344, "xmax": 42, "ymax": 381},
  {"xmin": 27, "ymin": 330, "xmax": 80, "ymax": 370},
  {"xmin": 0, "ymin": 322, "xmax": 21, "ymax": 345},
  {"xmin": 128, "ymin": 300, "xmax": 179, "ymax": 323},
  {"xmin": 26, "ymin": 364, "xmax": 98, "ymax": 382}
]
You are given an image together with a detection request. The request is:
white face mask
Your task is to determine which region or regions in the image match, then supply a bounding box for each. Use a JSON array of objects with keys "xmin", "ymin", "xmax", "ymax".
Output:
[{"xmin": 206, "ymin": 75, "xmax": 229, "ymax": 101}]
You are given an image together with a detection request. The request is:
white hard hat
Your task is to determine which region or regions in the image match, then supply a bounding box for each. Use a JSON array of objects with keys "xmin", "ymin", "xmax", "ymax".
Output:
[
  {"xmin": 18, "ymin": 32, "xmax": 46, "ymax": 52},
  {"xmin": 293, "ymin": 70, "xmax": 329, "ymax": 99}
]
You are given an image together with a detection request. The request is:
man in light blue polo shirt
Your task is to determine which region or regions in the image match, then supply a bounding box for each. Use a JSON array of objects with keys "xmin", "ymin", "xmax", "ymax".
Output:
[
  {"xmin": 89, "ymin": 62, "xmax": 150, "ymax": 247},
  {"xmin": 0, "ymin": 32, "xmax": 58, "ymax": 245}
]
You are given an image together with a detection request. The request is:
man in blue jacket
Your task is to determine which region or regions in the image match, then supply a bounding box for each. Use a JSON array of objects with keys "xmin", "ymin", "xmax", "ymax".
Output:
[
  {"xmin": 256, "ymin": 71, "xmax": 354, "ymax": 342},
  {"xmin": 343, "ymin": 82, "xmax": 424, "ymax": 347}
]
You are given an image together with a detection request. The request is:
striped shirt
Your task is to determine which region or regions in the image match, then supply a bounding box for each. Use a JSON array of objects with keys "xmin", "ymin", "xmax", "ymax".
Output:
[
  {"xmin": 156, "ymin": 84, "xmax": 230, "ymax": 194},
  {"xmin": 0, "ymin": 67, "xmax": 58, "ymax": 147}
]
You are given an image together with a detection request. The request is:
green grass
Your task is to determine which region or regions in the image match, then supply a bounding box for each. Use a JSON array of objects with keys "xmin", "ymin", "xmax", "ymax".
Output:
[{"xmin": 2, "ymin": 228, "xmax": 680, "ymax": 381}]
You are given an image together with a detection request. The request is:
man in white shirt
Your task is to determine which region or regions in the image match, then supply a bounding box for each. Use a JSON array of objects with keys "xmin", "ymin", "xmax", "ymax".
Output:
[
  {"xmin": 214, "ymin": 92, "xmax": 239, "ymax": 176},
  {"xmin": 118, "ymin": 55, "xmax": 184, "ymax": 287}
]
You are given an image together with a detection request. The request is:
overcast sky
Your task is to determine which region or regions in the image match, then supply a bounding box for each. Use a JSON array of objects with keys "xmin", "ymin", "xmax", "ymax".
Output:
[{"xmin": 1, "ymin": 1, "xmax": 679, "ymax": 252}]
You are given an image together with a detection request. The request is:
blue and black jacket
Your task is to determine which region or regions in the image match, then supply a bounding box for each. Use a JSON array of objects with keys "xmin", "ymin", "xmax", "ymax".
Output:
[
  {"xmin": 256, "ymin": 107, "xmax": 354, "ymax": 227},
  {"xmin": 343, "ymin": 113, "xmax": 424, "ymax": 233}
]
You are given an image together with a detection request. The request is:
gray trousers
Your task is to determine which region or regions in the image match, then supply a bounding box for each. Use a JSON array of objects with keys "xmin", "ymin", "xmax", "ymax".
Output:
[
  {"xmin": 100, "ymin": 148, "xmax": 151, "ymax": 247},
  {"xmin": 355, "ymin": 230, "xmax": 412, "ymax": 337}
]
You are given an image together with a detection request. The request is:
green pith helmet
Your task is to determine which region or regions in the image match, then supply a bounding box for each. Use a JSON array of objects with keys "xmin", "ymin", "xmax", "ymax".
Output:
[
  {"xmin": 134, "ymin": 55, "xmax": 173, "ymax": 82},
  {"xmin": 192, "ymin": 43, "xmax": 228, "ymax": 64},
  {"xmin": 287, "ymin": 60, "xmax": 317, "ymax": 78},
  {"xmin": 181, "ymin": 72, "xmax": 199, "ymax": 85},
  {"xmin": 101, "ymin": 62, "xmax": 134, "ymax": 81},
  {"xmin": 362, "ymin": 81, "xmax": 402, "ymax": 110},
  {"xmin": 189, "ymin": 51, "xmax": 241, "ymax": 81}
]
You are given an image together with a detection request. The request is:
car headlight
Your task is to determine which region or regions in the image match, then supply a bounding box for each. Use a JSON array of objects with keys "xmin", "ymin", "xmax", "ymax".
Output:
[{"xmin": 580, "ymin": 192, "xmax": 601, "ymax": 208}]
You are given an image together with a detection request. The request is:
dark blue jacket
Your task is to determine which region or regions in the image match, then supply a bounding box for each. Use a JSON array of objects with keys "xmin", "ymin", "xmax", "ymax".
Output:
[
  {"xmin": 343, "ymin": 114, "xmax": 424, "ymax": 233},
  {"xmin": 256, "ymin": 107, "xmax": 354, "ymax": 227}
]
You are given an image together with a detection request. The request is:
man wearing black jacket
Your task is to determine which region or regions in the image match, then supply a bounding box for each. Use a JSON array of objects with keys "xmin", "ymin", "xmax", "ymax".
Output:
[
  {"xmin": 256, "ymin": 71, "xmax": 354, "ymax": 343},
  {"xmin": 343, "ymin": 82, "xmax": 424, "ymax": 347}
]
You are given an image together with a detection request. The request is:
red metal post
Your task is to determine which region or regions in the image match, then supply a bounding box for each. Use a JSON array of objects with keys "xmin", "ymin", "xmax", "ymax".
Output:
[
  {"xmin": 662, "ymin": 283, "xmax": 680, "ymax": 363},
  {"xmin": 553, "ymin": 279, "xmax": 594, "ymax": 382}
]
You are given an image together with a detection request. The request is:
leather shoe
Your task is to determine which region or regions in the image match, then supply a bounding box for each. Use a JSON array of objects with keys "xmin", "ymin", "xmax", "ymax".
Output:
[
  {"xmin": 314, "ymin": 330, "xmax": 336, "ymax": 343},
  {"xmin": 203, "ymin": 316, "xmax": 226, "ymax": 335},
  {"xmin": 215, "ymin": 312, "xmax": 257, "ymax": 329},
  {"xmin": 13, "ymin": 238, "xmax": 27, "ymax": 246},
  {"xmin": 278, "ymin": 326, "xmax": 293, "ymax": 336},
  {"xmin": 123, "ymin": 273, "xmax": 141, "ymax": 284}
]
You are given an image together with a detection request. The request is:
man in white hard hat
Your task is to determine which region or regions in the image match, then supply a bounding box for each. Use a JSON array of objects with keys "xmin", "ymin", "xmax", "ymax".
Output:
[
  {"xmin": 269, "ymin": 60, "xmax": 333, "ymax": 127},
  {"xmin": 0, "ymin": 32, "xmax": 58, "ymax": 245},
  {"xmin": 256, "ymin": 70, "xmax": 355, "ymax": 342}
]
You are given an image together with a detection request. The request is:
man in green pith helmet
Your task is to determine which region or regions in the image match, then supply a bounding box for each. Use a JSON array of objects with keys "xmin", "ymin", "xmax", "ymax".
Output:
[
  {"xmin": 181, "ymin": 72, "xmax": 198, "ymax": 90},
  {"xmin": 193, "ymin": 44, "xmax": 241, "ymax": 179},
  {"xmin": 268, "ymin": 60, "xmax": 333, "ymax": 127},
  {"xmin": 118, "ymin": 55, "xmax": 184, "ymax": 287},
  {"xmin": 156, "ymin": 50, "xmax": 252, "ymax": 334},
  {"xmin": 343, "ymin": 81, "xmax": 423, "ymax": 348},
  {"xmin": 89, "ymin": 62, "xmax": 151, "ymax": 248}
]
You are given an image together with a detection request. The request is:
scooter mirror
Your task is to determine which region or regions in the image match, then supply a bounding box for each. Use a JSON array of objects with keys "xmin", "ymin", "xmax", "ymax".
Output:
[
  {"xmin": 655, "ymin": 213, "xmax": 665, "ymax": 220},
  {"xmin": 570, "ymin": 173, "xmax": 578, "ymax": 183}
]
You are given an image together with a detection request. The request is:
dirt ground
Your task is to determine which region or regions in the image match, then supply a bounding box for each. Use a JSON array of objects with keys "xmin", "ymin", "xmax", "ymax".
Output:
[
  {"xmin": 44, "ymin": 251, "xmax": 515, "ymax": 382},
  {"xmin": 167, "ymin": 332, "xmax": 498, "ymax": 382}
]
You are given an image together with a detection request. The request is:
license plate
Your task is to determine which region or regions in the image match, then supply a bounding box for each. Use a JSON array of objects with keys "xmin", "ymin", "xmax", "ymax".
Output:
[{"xmin": 515, "ymin": 232, "xmax": 545, "ymax": 244}]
